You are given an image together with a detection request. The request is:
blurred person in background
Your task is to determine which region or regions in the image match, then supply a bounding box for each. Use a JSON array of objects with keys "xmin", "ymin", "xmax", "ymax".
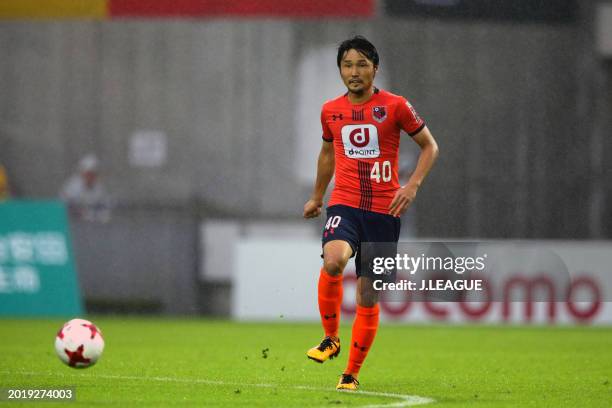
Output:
[
  {"xmin": 0, "ymin": 164, "xmax": 12, "ymax": 201},
  {"xmin": 59, "ymin": 154, "xmax": 112, "ymax": 223}
]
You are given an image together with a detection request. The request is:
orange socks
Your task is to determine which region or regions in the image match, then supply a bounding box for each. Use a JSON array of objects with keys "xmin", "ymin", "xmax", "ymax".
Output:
[
  {"xmin": 317, "ymin": 269, "xmax": 380, "ymax": 376},
  {"xmin": 345, "ymin": 304, "xmax": 380, "ymax": 376},
  {"xmin": 317, "ymin": 268, "xmax": 343, "ymax": 338}
]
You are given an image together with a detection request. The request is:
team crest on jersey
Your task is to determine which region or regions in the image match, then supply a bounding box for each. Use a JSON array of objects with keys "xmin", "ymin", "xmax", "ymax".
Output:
[{"xmin": 372, "ymin": 106, "xmax": 387, "ymax": 123}]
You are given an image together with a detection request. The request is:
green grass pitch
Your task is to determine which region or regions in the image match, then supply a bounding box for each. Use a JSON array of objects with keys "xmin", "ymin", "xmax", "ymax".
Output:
[{"xmin": 0, "ymin": 318, "xmax": 611, "ymax": 407}]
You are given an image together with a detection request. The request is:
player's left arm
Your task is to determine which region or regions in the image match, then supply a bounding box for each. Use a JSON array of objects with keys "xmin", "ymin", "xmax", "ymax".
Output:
[{"xmin": 389, "ymin": 126, "xmax": 439, "ymax": 217}]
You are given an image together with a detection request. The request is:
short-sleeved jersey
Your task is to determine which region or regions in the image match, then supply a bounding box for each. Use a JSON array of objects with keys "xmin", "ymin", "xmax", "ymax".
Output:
[{"xmin": 321, "ymin": 88, "xmax": 425, "ymax": 215}]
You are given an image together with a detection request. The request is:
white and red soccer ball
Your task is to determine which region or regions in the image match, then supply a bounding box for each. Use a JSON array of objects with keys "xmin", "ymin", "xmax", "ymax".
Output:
[{"xmin": 55, "ymin": 318, "xmax": 104, "ymax": 368}]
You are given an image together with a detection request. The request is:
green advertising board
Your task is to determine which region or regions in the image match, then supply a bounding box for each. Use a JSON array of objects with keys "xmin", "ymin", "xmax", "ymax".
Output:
[{"xmin": 0, "ymin": 200, "xmax": 83, "ymax": 316}]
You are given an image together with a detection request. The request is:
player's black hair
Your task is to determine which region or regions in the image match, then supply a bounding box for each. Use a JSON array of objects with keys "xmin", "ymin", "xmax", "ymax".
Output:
[{"xmin": 336, "ymin": 36, "xmax": 379, "ymax": 68}]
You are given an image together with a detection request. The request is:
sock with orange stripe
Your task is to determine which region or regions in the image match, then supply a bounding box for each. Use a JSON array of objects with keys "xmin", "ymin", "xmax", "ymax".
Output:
[
  {"xmin": 317, "ymin": 268, "xmax": 343, "ymax": 338},
  {"xmin": 345, "ymin": 304, "xmax": 380, "ymax": 377}
]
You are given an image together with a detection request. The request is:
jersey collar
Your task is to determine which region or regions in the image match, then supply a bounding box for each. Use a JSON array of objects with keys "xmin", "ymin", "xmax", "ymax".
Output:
[{"xmin": 344, "ymin": 87, "xmax": 380, "ymax": 106}]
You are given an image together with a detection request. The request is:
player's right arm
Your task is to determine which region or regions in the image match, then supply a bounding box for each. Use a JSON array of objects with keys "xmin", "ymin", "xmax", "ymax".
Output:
[{"xmin": 303, "ymin": 140, "xmax": 335, "ymax": 219}]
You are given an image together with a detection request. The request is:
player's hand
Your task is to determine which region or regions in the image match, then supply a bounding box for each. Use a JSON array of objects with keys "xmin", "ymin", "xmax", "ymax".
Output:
[
  {"xmin": 388, "ymin": 184, "xmax": 418, "ymax": 217},
  {"xmin": 303, "ymin": 199, "xmax": 323, "ymax": 219}
]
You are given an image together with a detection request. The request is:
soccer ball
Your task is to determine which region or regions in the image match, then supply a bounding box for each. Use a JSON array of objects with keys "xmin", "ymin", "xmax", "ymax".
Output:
[{"xmin": 55, "ymin": 318, "xmax": 104, "ymax": 368}]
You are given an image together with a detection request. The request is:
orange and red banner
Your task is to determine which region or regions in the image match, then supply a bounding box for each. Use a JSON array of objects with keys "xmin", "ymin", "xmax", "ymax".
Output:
[{"xmin": 0, "ymin": 0, "xmax": 375, "ymax": 19}]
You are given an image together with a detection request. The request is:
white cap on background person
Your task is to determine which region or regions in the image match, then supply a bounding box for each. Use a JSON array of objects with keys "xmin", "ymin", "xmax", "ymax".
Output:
[{"xmin": 78, "ymin": 154, "xmax": 99, "ymax": 173}]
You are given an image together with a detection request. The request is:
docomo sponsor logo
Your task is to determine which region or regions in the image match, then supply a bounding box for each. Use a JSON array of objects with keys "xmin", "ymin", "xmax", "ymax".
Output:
[
  {"xmin": 341, "ymin": 125, "xmax": 380, "ymax": 158},
  {"xmin": 340, "ymin": 273, "xmax": 603, "ymax": 323}
]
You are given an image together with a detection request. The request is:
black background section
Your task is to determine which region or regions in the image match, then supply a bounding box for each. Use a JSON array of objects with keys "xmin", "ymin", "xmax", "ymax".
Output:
[{"xmin": 385, "ymin": 0, "xmax": 577, "ymax": 23}]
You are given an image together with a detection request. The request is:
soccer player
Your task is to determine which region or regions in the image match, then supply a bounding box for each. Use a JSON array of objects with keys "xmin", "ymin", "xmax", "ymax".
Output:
[{"xmin": 303, "ymin": 36, "xmax": 439, "ymax": 390}]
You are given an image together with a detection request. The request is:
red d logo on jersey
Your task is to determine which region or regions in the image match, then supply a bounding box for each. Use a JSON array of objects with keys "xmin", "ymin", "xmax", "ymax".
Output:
[
  {"xmin": 349, "ymin": 127, "xmax": 370, "ymax": 147},
  {"xmin": 341, "ymin": 125, "xmax": 380, "ymax": 159}
]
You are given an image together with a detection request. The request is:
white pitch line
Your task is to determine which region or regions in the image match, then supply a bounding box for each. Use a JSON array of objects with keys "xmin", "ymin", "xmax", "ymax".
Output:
[{"xmin": 1, "ymin": 370, "xmax": 434, "ymax": 407}]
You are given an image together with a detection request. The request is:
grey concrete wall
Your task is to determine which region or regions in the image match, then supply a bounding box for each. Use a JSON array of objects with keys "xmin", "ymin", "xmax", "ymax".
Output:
[
  {"xmin": 576, "ymin": 0, "xmax": 612, "ymax": 239},
  {"xmin": 70, "ymin": 206, "xmax": 199, "ymax": 314},
  {"xmin": 0, "ymin": 21, "xmax": 298, "ymax": 215},
  {"xmin": 1, "ymin": 18, "xmax": 603, "ymax": 239},
  {"xmin": 381, "ymin": 20, "xmax": 581, "ymax": 238}
]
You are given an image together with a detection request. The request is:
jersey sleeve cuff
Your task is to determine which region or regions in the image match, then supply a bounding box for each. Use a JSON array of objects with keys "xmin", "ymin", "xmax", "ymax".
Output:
[
  {"xmin": 322, "ymin": 135, "xmax": 333, "ymax": 142},
  {"xmin": 408, "ymin": 123, "xmax": 425, "ymax": 137}
]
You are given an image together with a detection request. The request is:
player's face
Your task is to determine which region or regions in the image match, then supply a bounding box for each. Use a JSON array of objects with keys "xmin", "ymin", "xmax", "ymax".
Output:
[{"xmin": 340, "ymin": 49, "xmax": 377, "ymax": 95}]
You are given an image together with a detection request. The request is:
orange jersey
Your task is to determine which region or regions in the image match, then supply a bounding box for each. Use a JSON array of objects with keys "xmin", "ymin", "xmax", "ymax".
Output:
[{"xmin": 321, "ymin": 88, "xmax": 425, "ymax": 215}]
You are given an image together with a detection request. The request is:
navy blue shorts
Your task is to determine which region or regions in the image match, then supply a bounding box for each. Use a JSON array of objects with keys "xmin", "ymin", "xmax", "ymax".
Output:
[{"xmin": 321, "ymin": 204, "xmax": 400, "ymax": 279}]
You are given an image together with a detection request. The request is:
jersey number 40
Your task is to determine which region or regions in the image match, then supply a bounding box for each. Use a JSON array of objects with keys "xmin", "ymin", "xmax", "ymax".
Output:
[{"xmin": 370, "ymin": 160, "xmax": 391, "ymax": 183}]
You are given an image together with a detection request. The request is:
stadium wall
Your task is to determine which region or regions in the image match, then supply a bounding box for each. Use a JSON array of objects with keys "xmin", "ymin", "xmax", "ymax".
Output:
[
  {"xmin": 0, "ymin": 18, "xmax": 601, "ymax": 239},
  {"xmin": 70, "ymin": 206, "xmax": 200, "ymax": 314}
]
